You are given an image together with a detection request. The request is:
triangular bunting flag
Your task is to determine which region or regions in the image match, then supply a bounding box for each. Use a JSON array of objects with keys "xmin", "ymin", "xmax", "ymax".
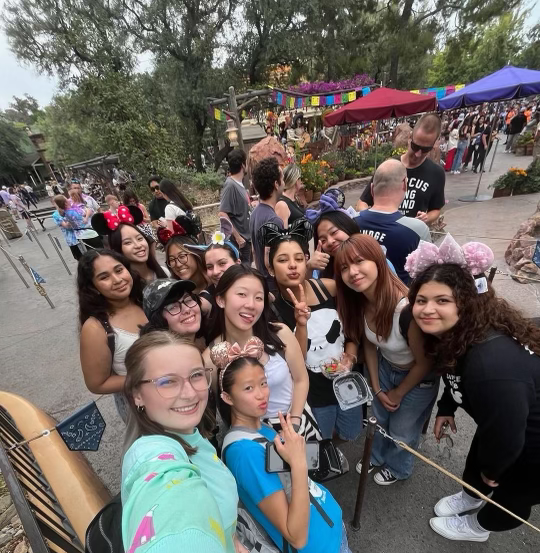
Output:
[
  {"xmin": 56, "ymin": 402, "xmax": 106, "ymax": 452},
  {"xmin": 30, "ymin": 267, "xmax": 45, "ymax": 284}
]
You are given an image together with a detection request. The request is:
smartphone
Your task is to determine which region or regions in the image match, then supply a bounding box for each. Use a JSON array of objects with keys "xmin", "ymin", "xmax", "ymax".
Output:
[{"xmin": 265, "ymin": 441, "xmax": 320, "ymax": 473}]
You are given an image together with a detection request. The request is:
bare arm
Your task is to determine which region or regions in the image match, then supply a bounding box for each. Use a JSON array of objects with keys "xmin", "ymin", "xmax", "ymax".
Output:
[
  {"xmin": 274, "ymin": 201, "xmax": 290, "ymax": 229},
  {"xmin": 277, "ymin": 324, "xmax": 309, "ymax": 418},
  {"xmin": 203, "ymin": 347, "xmax": 218, "ymax": 400},
  {"xmin": 388, "ymin": 320, "xmax": 432, "ymax": 401},
  {"xmin": 80, "ymin": 318, "xmax": 125, "ymax": 394},
  {"xmin": 139, "ymin": 204, "xmax": 151, "ymax": 223},
  {"xmin": 362, "ymin": 334, "xmax": 379, "ymax": 390},
  {"xmin": 424, "ymin": 209, "xmax": 441, "ymax": 224}
]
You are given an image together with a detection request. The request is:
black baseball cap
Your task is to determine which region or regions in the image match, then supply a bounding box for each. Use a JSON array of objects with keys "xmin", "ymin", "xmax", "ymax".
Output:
[{"xmin": 143, "ymin": 279, "xmax": 196, "ymax": 319}]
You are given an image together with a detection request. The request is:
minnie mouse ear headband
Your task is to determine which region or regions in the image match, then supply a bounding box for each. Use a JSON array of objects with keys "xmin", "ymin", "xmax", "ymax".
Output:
[
  {"xmin": 257, "ymin": 217, "xmax": 313, "ymax": 248},
  {"xmin": 183, "ymin": 217, "xmax": 240, "ymax": 259},
  {"xmin": 210, "ymin": 337, "xmax": 265, "ymax": 392},
  {"xmin": 405, "ymin": 234, "xmax": 494, "ymax": 283},
  {"xmin": 157, "ymin": 215, "xmax": 200, "ymax": 246},
  {"xmin": 91, "ymin": 205, "xmax": 143, "ymax": 235},
  {"xmin": 305, "ymin": 188, "xmax": 347, "ymax": 224}
]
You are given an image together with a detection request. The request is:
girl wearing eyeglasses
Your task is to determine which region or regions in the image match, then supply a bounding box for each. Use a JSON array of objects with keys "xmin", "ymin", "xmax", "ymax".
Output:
[
  {"xmin": 122, "ymin": 332, "xmax": 243, "ymax": 553},
  {"xmin": 77, "ymin": 249, "xmax": 147, "ymax": 422}
]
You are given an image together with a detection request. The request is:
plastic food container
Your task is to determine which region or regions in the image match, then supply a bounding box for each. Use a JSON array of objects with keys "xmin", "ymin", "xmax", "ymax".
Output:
[{"xmin": 333, "ymin": 372, "xmax": 373, "ymax": 411}]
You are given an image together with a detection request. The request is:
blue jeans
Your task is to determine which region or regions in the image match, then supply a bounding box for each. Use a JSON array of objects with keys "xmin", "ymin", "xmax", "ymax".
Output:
[
  {"xmin": 311, "ymin": 404, "xmax": 363, "ymax": 441},
  {"xmin": 451, "ymin": 139, "xmax": 468, "ymax": 171},
  {"xmin": 370, "ymin": 355, "xmax": 439, "ymax": 480}
]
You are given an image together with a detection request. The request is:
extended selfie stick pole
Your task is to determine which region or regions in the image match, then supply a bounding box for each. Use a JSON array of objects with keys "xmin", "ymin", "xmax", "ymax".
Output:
[{"xmin": 351, "ymin": 416, "xmax": 377, "ymax": 530}]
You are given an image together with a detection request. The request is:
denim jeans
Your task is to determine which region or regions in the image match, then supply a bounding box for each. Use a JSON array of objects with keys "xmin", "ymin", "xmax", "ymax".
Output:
[
  {"xmin": 451, "ymin": 139, "xmax": 468, "ymax": 171},
  {"xmin": 311, "ymin": 404, "xmax": 363, "ymax": 441},
  {"xmin": 370, "ymin": 355, "xmax": 439, "ymax": 480}
]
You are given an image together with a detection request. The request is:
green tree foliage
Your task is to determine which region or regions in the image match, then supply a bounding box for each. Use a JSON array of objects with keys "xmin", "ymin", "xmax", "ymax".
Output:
[
  {"xmin": 3, "ymin": 94, "xmax": 44, "ymax": 126},
  {"xmin": 0, "ymin": 118, "xmax": 27, "ymax": 180}
]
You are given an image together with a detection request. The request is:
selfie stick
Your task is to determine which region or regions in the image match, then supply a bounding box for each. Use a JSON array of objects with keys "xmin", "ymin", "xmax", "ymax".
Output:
[{"xmin": 351, "ymin": 416, "xmax": 377, "ymax": 530}]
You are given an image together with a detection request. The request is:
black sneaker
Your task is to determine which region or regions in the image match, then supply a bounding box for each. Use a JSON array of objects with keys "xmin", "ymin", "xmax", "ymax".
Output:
[
  {"xmin": 374, "ymin": 467, "xmax": 398, "ymax": 485},
  {"xmin": 355, "ymin": 461, "xmax": 378, "ymax": 474}
]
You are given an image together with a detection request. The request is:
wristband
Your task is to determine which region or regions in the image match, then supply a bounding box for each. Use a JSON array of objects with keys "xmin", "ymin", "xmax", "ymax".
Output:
[
  {"xmin": 289, "ymin": 415, "xmax": 302, "ymax": 421},
  {"xmin": 374, "ymin": 388, "xmax": 383, "ymax": 397}
]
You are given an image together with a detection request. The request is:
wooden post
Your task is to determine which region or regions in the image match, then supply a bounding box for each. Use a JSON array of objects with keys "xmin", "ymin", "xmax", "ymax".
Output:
[{"xmin": 228, "ymin": 86, "xmax": 245, "ymax": 152}]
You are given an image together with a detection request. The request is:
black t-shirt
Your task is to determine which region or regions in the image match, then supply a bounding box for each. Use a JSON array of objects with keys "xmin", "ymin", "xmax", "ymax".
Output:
[
  {"xmin": 437, "ymin": 332, "xmax": 540, "ymax": 480},
  {"xmin": 360, "ymin": 157, "xmax": 445, "ymax": 218},
  {"xmin": 148, "ymin": 197, "xmax": 169, "ymax": 221}
]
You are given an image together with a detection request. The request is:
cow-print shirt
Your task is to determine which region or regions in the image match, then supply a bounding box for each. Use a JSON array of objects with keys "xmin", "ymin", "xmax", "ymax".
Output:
[{"xmin": 273, "ymin": 279, "xmax": 345, "ymax": 407}]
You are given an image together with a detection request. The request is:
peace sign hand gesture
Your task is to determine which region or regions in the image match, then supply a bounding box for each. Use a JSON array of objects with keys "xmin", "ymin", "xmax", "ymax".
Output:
[{"xmin": 287, "ymin": 287, "xmax": 311, "ymax": 327}]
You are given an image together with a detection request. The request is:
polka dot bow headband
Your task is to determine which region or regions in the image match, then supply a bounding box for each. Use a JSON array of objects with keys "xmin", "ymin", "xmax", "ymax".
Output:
[
  {"xmin": 405, "ymin": 234, "xmax": 494, "ymax": 279},
  {"xmin": 210, "ymin": 337, "xmax": 265, "ymax": 392},
  {"xmin": 91, "ymin": 205, "xmax": 143, "ymax": 235}
]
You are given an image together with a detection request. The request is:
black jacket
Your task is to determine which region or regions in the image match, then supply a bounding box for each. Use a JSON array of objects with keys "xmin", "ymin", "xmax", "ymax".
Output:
[
  {"xmin": 509, "ymin": 113, "xmax": 527, "ymax": 135},
  {"xmin": 437, "ymin": 331, "xmax": 540, "ymax": 480}
]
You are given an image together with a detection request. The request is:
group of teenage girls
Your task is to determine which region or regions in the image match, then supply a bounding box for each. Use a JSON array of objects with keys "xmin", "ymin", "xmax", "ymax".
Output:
[{"xmin": 75, "ymin": 175, "xmax": 540, "ymax": 552}]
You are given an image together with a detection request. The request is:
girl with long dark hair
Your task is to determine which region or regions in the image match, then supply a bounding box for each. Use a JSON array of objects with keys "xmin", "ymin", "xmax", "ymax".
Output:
[
  {"xmin": 92, "ymin": 206, "xmax": 168, "ymax": 283},
  {"xmin": 406, "ymin": 236, "xmax": 540, "ymax": 542},
  {"xmin": 335, "ymin": 234, "xmax": 436, "ymax": 484},
  {"xmin": 159, "ymin": 178, "xmax": 194, "ymax": 231},
  {"xmin": 77, "ymin": 249, "xmax": 146, "ymax": 421},
  {"xmin": 122, "ymin": 332, "xmax": 240, "ymax": 552},
  {"xmin": 219, "ymin": 356, "xmax": 351, "ymax": 552},
  {"xmin": 203, "ymin": 264, "xmax": 310, "ymax": 430},
  {"xmin": 263, "ymin": 220, "xmax": 362, "ymax": 443}
]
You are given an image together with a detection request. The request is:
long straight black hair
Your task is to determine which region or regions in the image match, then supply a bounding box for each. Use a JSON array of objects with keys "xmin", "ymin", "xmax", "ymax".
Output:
[
  {"xmin": 108, "ymin": 223, "xmax": 167, "ymax": 280},
  {"xmin": 159, "ymin": 178, "xmax": 193, "ymax": 211},
  {"xmin": 209, "ymin": 264, "xmax": 284, "ymax": 354},
  {"xmin": 77, "ymin": 249, "xmax": 144, "ymax": 327}
]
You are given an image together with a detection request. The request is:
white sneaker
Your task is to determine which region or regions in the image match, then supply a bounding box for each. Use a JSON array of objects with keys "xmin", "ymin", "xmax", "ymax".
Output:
[
  {"xmin": 434, "ymin": 491, "xmax": 485, "ymax": 517},
  {"xmin": 374, "ymin": 467, "xmax": 398, "ymax": 485},
  {"xmin": 355, "ymin": 461, "xmax": 378, "ymax": 475},
  {"xmin": 430, "ymin": 514, "xmax": 490, "ymax": 542}
]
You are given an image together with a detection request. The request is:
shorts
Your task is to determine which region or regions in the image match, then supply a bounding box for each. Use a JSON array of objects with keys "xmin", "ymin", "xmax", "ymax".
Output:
[{"xmin": 311, "ymin": 403, "xmax": 363, "ymax": 441}]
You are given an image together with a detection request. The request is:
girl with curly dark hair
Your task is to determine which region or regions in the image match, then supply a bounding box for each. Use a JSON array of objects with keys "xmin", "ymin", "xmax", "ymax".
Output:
[
  {"xmin": 77, "ymin": 249, "xmax": 147, "ymax": 421},
  {"xmin": 408, "ymin": 254, "xmax": 540, "ymax": 542}
]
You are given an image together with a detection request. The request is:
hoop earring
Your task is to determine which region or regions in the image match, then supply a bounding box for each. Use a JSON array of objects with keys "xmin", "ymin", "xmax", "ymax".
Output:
[{"xmin": 137, "ymin": 405, "xmax": 145, "ymax": 413}]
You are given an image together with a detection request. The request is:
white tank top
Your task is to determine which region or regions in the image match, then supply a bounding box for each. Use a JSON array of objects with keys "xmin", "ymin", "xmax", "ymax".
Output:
[
  {"xmin": 111, "ymin": 327, "xmax": 139, "ymax": 375},
  {"xmin": 364, "ymin": 298, "xmax": 414, "ymax": 366},
  {"xmin": 264, "ymin": 352, "xmax": 293, "ymax": 419}
]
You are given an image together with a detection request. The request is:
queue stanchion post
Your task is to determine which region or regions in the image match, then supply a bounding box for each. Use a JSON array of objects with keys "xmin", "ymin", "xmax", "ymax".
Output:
[
  {"xmin": 29, "ymin": 228, "xmax": 49, "ymax": 259},
  {"xmin": 351, "ymin": 416, "xmax": 377, "ymax": 531},
  {"xmin": 0, "ymin": 246, "xmax": 29, "ymax": 288},
  {"xmin": 0, "ymin": 224, "xmax": 11, "ymax": 247},
  {"xmin": 47, "ymin": 233, "xmax": 72, "ymax": 276},
  {"xmin": 54, "ymin": 236, "xmax": 63, "ymax": 250},
  {"xmin": 18, "ymin": 255, "xmax": 55, "ymax": 309}
]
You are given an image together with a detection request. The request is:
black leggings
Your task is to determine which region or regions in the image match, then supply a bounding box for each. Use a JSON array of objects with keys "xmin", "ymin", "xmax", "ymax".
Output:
[
  {"xmin": 462, "ymin": 433, "xmax": 540, "ymax": 532},
  {"xmin": 69, "ymin": 237, "xmax": 104, "ymax": 261},
  {"xmin": 472, "ymin": 146, "xmax": 486, "ymax": 171}
]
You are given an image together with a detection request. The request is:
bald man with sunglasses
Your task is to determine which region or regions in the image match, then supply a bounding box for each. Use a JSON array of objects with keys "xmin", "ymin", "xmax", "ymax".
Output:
[{"xmin": 356, "ymin": 113, "xmax": 446, "ymax": 225}]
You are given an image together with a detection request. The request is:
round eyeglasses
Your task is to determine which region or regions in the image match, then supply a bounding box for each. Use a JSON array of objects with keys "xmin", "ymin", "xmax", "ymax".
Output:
[
  {"xmin": 163, "ymin": 295, "xmax": 198, "ymax": 315},
  {"xmin": 140, "ymin": 368, "xmax": 213, "ymax": 398},
  {"xmin": 167, "ymin": 252, "xmax": 190, "ymax": 267}
]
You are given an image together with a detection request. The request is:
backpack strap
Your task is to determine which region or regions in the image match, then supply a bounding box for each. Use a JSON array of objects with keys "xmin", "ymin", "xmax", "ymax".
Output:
[{"xmin": 98, "ymin": 318, "xmax": 115, "ymax": 357}]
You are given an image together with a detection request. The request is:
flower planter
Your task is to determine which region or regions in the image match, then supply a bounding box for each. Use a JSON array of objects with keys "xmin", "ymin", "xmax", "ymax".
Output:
[
  {"xmin": 305, "ymin": 190, "xmax": 314, "ymax": 203},
  {"xmin": 526, "ymin": 143, "xmax": 534, "ymax": 156},
  {"xmin": 515, "ymin": 145, "xmax": 526, "ymax": 156},
  {"xmin": 312, "ymin": 191, "xmax": 322, "ymax": 201},
  {"xmin": 513, "ymin": 188, "xmax": 532, "ymax": 196},
  {"xmin": 492, "ymin": 187, "xmax": 512, "ymax": 198}
]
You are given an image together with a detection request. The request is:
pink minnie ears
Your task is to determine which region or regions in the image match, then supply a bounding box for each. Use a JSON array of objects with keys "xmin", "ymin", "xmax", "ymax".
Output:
[
  {"xmin": 91, "ymin": 205, "xmax": 143, "ymax": 235},
  {"xmin": 405, "ymin": 234, "xmax": 494, "ymax": 279}
]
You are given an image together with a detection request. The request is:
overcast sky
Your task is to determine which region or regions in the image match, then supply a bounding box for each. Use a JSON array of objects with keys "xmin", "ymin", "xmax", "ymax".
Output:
[{"xmin": 0, "ymin": 0, "xmax": 539, "ymax": 110}]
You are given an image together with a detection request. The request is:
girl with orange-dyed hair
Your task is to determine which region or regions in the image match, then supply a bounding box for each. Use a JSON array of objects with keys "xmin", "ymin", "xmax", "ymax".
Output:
[{"xmin": 335, "ymin": 234, "xmax": 438, "ymax": 485}]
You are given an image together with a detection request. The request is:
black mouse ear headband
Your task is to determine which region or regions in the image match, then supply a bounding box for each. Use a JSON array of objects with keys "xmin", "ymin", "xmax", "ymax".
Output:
[
  {"xmin": 91, "ymin": 205, "xmax": 143, "ymax": 235},
  {"xmin": 257, "ymin": 217, "xmax": 313, "ymax": 248}
]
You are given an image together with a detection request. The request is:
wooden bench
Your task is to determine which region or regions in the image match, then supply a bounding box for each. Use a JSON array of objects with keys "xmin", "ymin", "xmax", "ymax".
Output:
[
  {"xmin": 29, "ymin": 208, "xmax": 56, "ymax": 231},
  {"xmin": 0, "ymin": 392, "xmax": 110, "ymax": 552}
]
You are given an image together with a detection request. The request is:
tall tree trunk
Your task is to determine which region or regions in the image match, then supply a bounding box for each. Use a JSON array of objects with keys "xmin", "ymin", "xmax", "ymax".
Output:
[{"xmin": 389, "ymin": 0, "xmax": 415, "ymax": 87}]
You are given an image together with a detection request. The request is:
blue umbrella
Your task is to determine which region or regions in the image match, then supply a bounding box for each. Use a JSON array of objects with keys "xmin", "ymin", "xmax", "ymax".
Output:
[{"xmin": 438, "ymin": 65, "xmax": 540, "ymax": 110}]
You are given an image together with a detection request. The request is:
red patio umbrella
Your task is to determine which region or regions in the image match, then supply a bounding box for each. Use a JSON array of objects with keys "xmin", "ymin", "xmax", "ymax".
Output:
[{"xmin": 323, "ymin": 87, "xmax": 436, "ymax": 126}]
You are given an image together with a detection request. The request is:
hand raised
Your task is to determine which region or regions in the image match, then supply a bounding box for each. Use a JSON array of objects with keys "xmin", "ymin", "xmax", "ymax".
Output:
[{"xmin": 287, "ymin": 287, "xmax": 311, "ymax": 327}]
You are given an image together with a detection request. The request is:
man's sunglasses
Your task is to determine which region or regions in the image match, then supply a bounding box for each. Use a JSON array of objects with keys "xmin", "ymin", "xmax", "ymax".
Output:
[
  {"xmin": 150, "ymin": 186, "xmax": 160, "ymax": 191},
  {"xmin": 410, "ymin": 140, "xmax": 434, "ymax": 154}
]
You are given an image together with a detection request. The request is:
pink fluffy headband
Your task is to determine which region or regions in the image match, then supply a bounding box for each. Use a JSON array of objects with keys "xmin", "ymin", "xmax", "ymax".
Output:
[{"xmin": 405, "ymin": 234, "xmax": 494, "ymax": 280}]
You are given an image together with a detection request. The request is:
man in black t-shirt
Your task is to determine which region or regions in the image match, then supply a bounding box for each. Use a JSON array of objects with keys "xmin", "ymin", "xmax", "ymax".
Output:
[
  {"xmin": 356, "ymin": 113, "xmax": 445, "ymax": 225},
  {"xmin": 147, "ymin": 176, "xmax": 169, "ymax": 230}
]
